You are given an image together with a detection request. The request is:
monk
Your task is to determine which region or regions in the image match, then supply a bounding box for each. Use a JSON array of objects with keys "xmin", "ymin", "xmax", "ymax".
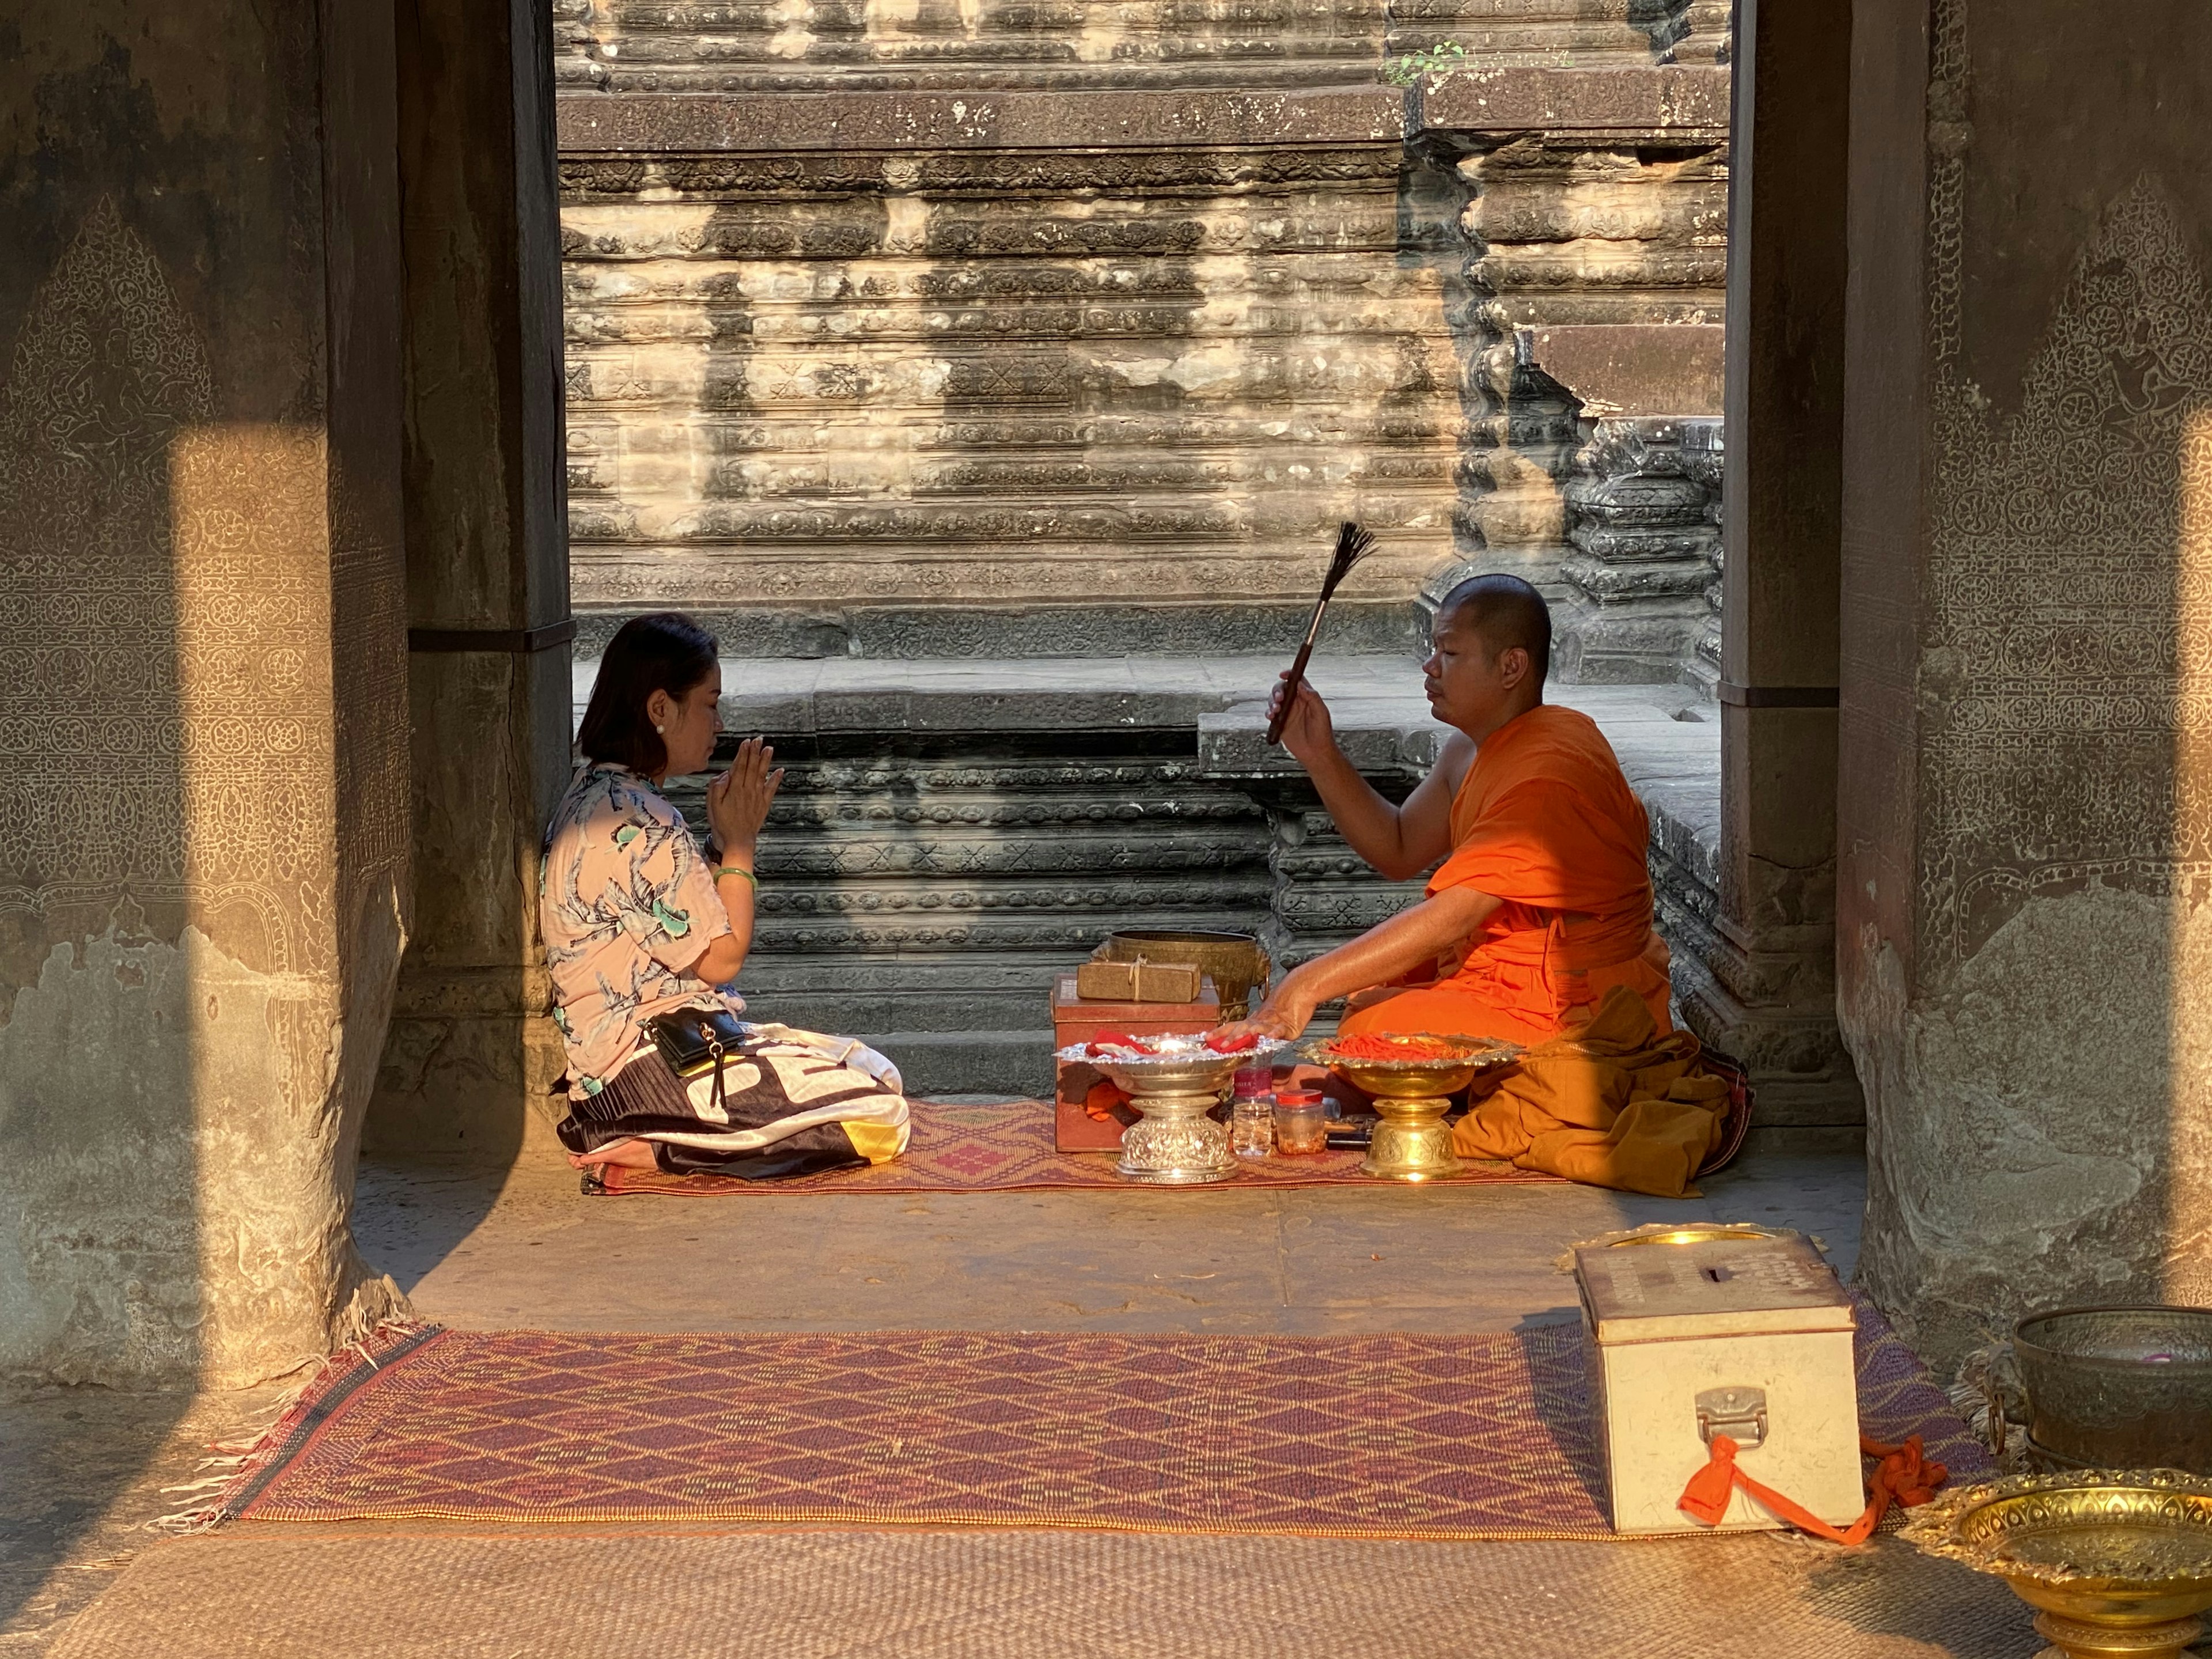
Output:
[
  {"xmin": 1216, "ymin": 575, "xmax": 1733, "ymax": 1194},
  {"xmin": 1217, "ymin": 575, "xmax": 1729, "ymax": 1195},
  {"xmin": 1221, "ymin": 573, "xmax": 1672, "ymax": 1048}
]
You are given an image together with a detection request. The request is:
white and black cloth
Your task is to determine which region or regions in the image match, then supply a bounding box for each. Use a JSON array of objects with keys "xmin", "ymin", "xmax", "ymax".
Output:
[{"xmin": 558, "ymin": 1022, "xmax": 911, "ymax": 1180}]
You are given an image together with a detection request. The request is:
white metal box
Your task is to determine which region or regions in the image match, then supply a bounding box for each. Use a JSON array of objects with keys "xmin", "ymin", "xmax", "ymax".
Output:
[{"xmin": 1573, "ymin": 1232, "xmax": 1863, "ymax": 1535}]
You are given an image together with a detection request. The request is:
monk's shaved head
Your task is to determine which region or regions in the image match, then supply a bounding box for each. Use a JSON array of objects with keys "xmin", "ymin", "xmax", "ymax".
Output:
[{"xmin": 1438, "ymin": 573, "xmax": 1551, "ymax": 684}]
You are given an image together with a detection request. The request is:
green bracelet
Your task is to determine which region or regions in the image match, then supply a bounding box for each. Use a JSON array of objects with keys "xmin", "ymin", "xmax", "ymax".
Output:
[{"xmin": 714, "ymin": 865, "xmax": 759, "ymax": 889}]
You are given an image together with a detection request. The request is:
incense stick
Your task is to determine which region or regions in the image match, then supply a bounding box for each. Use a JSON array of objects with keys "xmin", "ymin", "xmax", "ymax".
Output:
[{"xmin": 1264, "ymin": 521, "xmax": 1377, "ymax": 747}]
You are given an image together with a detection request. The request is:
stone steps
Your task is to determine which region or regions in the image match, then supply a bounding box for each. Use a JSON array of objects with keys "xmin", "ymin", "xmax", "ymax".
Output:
[
  {"xmin": 552, "ymin": 0, "xmax": 1679, "ymax": 92},
  {"xmin": 853, "ymin": 1029, "xmax": 1055, "ymax": 1097}
]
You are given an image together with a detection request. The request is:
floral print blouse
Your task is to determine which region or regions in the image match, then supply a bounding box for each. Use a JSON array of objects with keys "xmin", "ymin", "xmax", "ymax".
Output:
[{"xmin": 541, "ymin": 762, "xmax": 739, "ymax": 1099}]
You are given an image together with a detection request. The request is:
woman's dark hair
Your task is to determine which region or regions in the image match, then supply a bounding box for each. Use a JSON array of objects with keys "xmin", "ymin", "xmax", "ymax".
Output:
[{"xmin": 577, "ymin": 612, "xmax": 719, "ymax": 775}]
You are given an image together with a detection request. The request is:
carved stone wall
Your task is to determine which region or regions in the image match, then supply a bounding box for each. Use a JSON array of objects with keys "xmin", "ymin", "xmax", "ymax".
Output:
[
  {"xmin": 555, "ymin": 0, "xmax": 1709, "ymax": 94},
  {"xmin": 0, "ymin": 7, "xmax": 410, "ymax": 1384},
  {"xmin": 1842, "ymin": 0, "xmax": 2212, "ymax": 1362},
  {"xmin": 559, "ymin": 131, "xmax": 1467, "ymax": 656},
  {"xmin": 1555, "ymin": 414, "xmax": 1721, "ymax": 684},
  {"xmin": 1414, "ymin": 69, "xmax": 1729, "ymax": 675},
  {"xmin": 554, "ymin": 3, "xmax": 1733, "ymax": 664}
]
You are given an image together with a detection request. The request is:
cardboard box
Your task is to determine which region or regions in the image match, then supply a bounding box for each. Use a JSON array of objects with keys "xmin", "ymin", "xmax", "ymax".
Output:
[
  {"xmin": 1051, "ymin": 972, "xmax": 1219, "ymax": 1152},
  {"xmin": 1074, "ymin": 958, "xmax": 1202, "ymax": 1004},
  {"xmin": 1573, "ymin": 1232, "xmax": 1863, "ymax": 1535}
]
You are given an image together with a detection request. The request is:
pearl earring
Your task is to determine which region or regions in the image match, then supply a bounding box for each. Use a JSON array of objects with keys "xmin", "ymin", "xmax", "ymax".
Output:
[{"xmin": 654, "ymin": 724, "xmax": 664, "ymax": 734}]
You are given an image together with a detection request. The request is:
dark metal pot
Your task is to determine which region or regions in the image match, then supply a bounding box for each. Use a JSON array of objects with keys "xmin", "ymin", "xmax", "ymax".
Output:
[{"xmin": 2013, "ymin": 1305, "xmax": 2212, "ymax": 1475}]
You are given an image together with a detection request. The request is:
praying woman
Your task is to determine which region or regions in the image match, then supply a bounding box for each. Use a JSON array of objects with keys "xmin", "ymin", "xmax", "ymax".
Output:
[{"xmin": 541, "ymin": 612, "xmax": 910, "ymax": 1181}]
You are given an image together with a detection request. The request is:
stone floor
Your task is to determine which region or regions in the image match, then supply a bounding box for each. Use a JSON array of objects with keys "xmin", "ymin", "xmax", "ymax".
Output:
[
  {"xmin": 353, "ymin": 1139, "xmax": 1858, "ymax": 1337},
  {"xmin": 5, "ymin": 1143, "xmax": 2051, "ymax": 1658}
]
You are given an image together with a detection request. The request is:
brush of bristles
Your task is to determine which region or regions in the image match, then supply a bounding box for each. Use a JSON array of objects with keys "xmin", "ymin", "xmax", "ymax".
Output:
[{"xmin": 1264, "ymin": 521, "xmax": 1378, "ymax": 746}]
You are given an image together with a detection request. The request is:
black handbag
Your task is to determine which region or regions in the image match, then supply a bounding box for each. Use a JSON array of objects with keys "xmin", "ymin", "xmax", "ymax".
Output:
[
  {"xmin": 646, "ymin": 1005, "xmax": 752, "ymax": 1077},
  {"xmin": 645, "ymin": 1005, "xmax": 754, "ymax": 1124}
]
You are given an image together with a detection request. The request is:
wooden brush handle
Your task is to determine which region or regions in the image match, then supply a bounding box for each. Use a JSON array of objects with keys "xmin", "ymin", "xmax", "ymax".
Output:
[
  {"xmin": 1264, "ymin": 635, "xmax": 1321, "ymax": 746},
  {"xmin": 1267, "ymin": 522, "xmax": 1368, "ymax": 747}
]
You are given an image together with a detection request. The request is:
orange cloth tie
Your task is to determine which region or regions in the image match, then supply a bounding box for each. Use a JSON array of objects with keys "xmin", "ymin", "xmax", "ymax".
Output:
[{"xmin": 1677, "ymin": 1434, "xmax": 1948, "ymax": 1546}]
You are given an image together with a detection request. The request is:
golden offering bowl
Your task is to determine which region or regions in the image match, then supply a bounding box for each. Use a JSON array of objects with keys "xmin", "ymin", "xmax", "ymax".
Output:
[
  {"xmin": 1302, "ymin": 1034, "xmax": 1521, "ymax": 1183},
  {"xmin": 1900, "ymin": 1469, "xmax": 2212, "ymax": 1659}
]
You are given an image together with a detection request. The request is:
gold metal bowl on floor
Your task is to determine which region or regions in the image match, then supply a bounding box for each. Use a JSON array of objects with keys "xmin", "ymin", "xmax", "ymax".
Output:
[
  {"xmin": 1303, "ymin": 1035, "xmax": 1521, "ymax": 1183},
  {"xmin": 1900, "ymin": 1469, "xmax": 2212, "ymax": 1659}
]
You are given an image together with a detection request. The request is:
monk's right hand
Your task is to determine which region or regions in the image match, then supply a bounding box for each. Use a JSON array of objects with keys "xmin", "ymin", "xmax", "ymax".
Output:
[
  {"xmin": 1268, "ymin": 673, "xmax": 1335, "ymax": 764},
  {"xmin": 1214, "ymin": 983, "xmax": 1319, "ymax": 1046}
]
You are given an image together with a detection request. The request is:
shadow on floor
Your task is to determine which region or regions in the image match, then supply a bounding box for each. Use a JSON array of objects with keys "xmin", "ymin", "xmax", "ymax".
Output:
[
  {"xmin": 1790, "ymin": 1536, "xmax": 2039, "ymax": 1657},
  {"xmin": 353, "ymin": 1156, "xmax": 533, "ymax": 1298},
  {"xmin": 0, "ymin": 1382, "xmax": 276, "ymax": 1652}
]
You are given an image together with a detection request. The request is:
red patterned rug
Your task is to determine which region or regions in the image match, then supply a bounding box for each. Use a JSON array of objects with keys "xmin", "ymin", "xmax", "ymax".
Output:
[
  {"xmin": 596, "ymin": 1097, "xmax": 1567, "ymax": 1196},
  {"xmin": 201, "ymin": 1301, "xmax": 1986, "ymax": 1540}
]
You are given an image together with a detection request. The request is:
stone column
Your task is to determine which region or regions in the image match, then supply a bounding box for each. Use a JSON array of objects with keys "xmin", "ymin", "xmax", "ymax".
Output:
[
  {"xmin": 1674, "ymin": 0, "xmax": 1866, "ymax": 1134},
  {"xmin": 366, "ymin": 0, "xmax": 574, "ymax": 1159},
  {"xmin": 1842, "ymin": 0, "xmax": 2212, "ymax": 1363},
  {"xmin": 0, "ymin": 5, "xmax": 410, "ymax": 1382}
]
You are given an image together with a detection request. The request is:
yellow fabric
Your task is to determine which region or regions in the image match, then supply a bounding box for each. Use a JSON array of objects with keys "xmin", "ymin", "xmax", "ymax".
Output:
[
  {"xmin": 1452, "ymin": 984, "xmax": 1730, "ymax": 1198},
  {"xmin": 844, "ymin": 1119, "xmax": 910, "ymax": 1165}
]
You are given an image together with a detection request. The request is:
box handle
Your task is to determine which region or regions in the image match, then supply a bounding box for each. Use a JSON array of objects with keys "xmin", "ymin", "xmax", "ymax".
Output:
[{"xmin": 1695, "ymin": 1385, "xmax": 1768, "ymax": 1450}]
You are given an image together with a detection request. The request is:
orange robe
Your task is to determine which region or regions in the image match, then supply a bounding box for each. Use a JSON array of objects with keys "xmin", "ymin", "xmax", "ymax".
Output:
[{"xmin": 1338, "ymin": 703, "xmax": 1672, "ymax": 1047}]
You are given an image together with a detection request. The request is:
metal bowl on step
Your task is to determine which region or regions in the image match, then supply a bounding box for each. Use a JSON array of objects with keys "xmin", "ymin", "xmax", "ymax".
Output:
[
  {"xmin": 1902, "ymin": 1469, "xmax": 2212, "ymax": 1659},
  {"xmin": 1094, "ymin": 930, "xmax": 1270, "ymax": 1020},
  {"xmin": 2015, "ymin": 1306, "xmax": 2212, "ymax": 1475}
]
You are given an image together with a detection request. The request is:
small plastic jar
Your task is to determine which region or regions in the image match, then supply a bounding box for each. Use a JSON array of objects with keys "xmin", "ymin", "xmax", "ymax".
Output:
[
  {"xmin": 1272, "ymin": 1089, "xmax": 1328, "ymax": 1156},
  {"xmin": 1232, "ymin": 1057, "xmax": 1274, "ymax": 1101}
]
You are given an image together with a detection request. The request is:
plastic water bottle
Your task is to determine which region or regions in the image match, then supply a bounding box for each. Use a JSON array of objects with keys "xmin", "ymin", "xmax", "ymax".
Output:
[{"xmin": 1230, "ymin": 1095, "xmax": 1274, "ymax": 1158}]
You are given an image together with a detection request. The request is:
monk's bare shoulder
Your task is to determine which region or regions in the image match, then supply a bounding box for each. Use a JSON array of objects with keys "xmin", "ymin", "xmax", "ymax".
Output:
[{"xmin": 1431, "ymin": 730, "xmax": 1478, "ymax": 792}]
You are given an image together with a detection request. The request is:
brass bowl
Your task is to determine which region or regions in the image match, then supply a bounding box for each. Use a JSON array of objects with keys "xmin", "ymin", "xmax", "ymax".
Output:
[
  {"xmin": 1902, "ymin": 1469, "xmax": 2212, "ymax": 1659},
  {"xmin": 2014, "ymin": 1306, "xmax": 2212, "ymax": 1475},
  {"xmin": 1302, "ymin": 1035, "xmax": 1521, "ymax": 1183},
  {"xmin": 1304, "ymin": 1032, "xmax": 1521, "ymax": 1096}
]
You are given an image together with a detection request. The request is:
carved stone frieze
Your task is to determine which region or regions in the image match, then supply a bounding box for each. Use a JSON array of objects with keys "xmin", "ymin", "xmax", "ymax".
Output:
[{"xmin": 1552, "ymin": 415, "xmax": 1723, "ymax": 684}]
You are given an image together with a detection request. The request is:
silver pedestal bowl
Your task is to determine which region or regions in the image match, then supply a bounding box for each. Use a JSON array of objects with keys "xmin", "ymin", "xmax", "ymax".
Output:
[{"xmin": 1055, "ymin": 1036, "xmax": 1287, "ymax": 1185}]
